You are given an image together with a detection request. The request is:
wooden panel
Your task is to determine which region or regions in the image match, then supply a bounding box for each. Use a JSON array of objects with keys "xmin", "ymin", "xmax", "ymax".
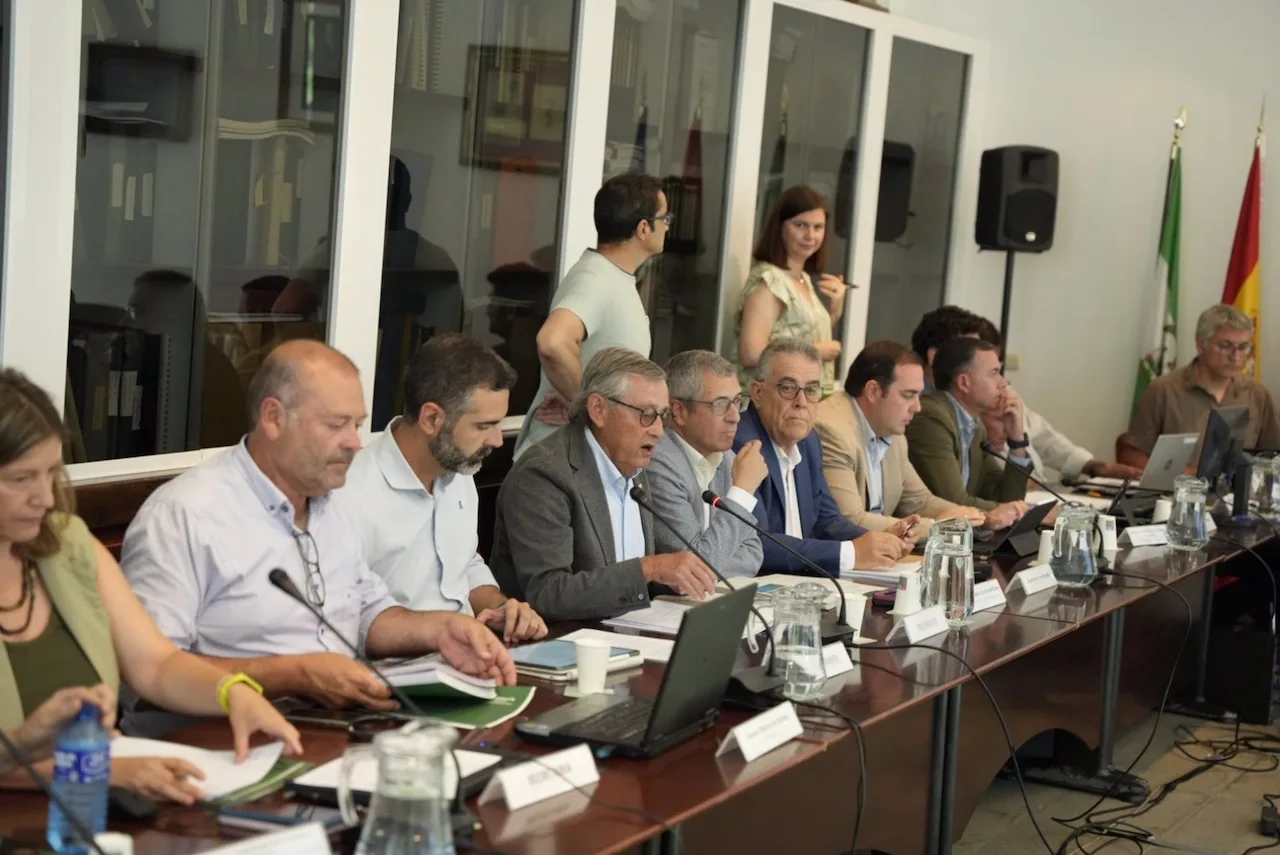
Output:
[{"xmin": 75, "ymin": 475, "xmax": 174, "ymax": 557}]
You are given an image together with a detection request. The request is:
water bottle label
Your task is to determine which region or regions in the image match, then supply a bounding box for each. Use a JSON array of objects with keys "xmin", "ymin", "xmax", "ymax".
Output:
[{"xmin": 54, "ymin": 747, "xmax": 110, "ymax": 785}]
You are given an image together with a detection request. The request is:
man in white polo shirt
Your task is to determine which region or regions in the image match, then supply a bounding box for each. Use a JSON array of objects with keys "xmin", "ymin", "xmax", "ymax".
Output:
[{"xmin": 346, "ymin": 334, "xmax": 547, "ymax": 643}]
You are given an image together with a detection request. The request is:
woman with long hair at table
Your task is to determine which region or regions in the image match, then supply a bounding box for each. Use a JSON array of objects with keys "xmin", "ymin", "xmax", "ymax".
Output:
[
  {"xmin": 733, "ymin": 185, "xmax": 850, "ymax": 398},
  {"xmin": 0, "ymin": 369, "xmax": 302, "ymax": 803}
]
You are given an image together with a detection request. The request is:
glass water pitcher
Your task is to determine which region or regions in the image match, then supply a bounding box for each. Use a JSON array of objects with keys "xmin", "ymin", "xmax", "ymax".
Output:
[
  {"xmin": 1167, "ymin": 475, "xmax": 1210, "ymax": 552},
  {"xmin": 772, "ymin": 583, "xmax": 828, "ymax": 701},
  {"xmin": 1050, "ymin": 503, "xmax": 1098, "ymax": 588}
]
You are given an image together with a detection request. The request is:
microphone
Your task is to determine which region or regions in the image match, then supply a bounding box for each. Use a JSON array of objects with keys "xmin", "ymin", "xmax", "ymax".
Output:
[
  {"xmin": 700, "ymin": 490, "xmax": 857, "ymax": 642},
  {"xmin": 0, "ymin": 729, "xmax": 108, "ymax": 855},
  {"xmin": 268, "ymin": 569, "xmax": 472, "ymax": 820},
  {"xmin": 628, "ymin": 486, "xmax": 784, "ymax": 698},
  {"xmin": 979, "ymin": 441, "xmax": 1069, "ymax": 506}
]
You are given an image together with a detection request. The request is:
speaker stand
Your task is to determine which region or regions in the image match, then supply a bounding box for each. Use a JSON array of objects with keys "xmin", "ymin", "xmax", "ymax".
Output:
[{"xmin": 998, "ymin": 250, "xmax": 1016, "ymax": 366}]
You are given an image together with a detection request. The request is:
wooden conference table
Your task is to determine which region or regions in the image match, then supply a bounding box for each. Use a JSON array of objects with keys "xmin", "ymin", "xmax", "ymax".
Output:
[{"xmin": 2, "ymin": 531, "xmax": 1265, "ymax": 855}]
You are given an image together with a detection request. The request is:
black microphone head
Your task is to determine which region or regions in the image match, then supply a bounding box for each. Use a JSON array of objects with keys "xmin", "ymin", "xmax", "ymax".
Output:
[
  {"xmin": 629, "ymin": 484, "xmax": 647, "ymax": 504},
  {"xmin": 701, "ymin": 489, "xmax": 720, "ymax": 506},
  {"xmin": 269, "ymin": 568, "xmax": 302, "ymax": 600},
  {"xmin": 979, "ymin": 441, "xmax": 996, "ymax": 455}
]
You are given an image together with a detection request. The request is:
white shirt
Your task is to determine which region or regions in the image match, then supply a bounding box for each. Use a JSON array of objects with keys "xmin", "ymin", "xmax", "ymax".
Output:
[
  {"xmin": 515, "ymin": 249, "xmax": 653, "ymax": 458},
  {"xmin": 672, "ymin": 431, "xmax": 757, "ymax": 527},
  {"xmin": 120, "ymin": 441, "xmax": 399, "ymax": 659},
  {"xmin": 585, "ymin": 428, "xmax": 646, "ymax": 562},
  {"xmin": 772, "ymin": 441, "xmax": 857, "ymax": 572},
  {"xmin": 344, "ymin": 422, "xmax": 498, "ymax": 615},
  {"xmin": 852, "ymin": 400, "xmax": 892, "ymax": 514}
]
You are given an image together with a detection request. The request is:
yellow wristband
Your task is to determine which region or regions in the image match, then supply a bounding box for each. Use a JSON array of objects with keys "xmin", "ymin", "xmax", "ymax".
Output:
[{"xmin": 217, "ymin": 672, "xmax": 264, "ymax": 713}]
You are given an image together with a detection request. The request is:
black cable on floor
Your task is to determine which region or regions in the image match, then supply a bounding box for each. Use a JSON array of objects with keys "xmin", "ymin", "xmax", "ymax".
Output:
[{"xmin": 792, "ymin": 699, "xmax": 868, "ymax": 855}]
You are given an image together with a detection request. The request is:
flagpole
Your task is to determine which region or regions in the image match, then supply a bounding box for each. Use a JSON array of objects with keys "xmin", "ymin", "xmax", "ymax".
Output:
[{"xmin": 1156, "ymin": 106, "xmax": 1187, "ymax": 375}]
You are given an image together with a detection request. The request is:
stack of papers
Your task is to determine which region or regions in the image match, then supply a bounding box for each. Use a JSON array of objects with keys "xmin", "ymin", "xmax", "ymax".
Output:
[
  {"xmin": 378, "ymin": 654, "xmax": 497, "ymax": 700},
  {"xmin": 561, "ymin": 628, "xmax": 675, "ymax": 663},
  {"xmin": 294, "ymin": 748, "xmax": 503, "ymax": 799},
  {"xmin": 110, "ymin": 737, "xmax": 284, "ymax": 800},
  {"xmin": 840, "ymin": 561, "xmax": 917, "ymax": 587},
  {"xmin": 602, "ymin": 599, "xmax": 690, "ymax": 636}
]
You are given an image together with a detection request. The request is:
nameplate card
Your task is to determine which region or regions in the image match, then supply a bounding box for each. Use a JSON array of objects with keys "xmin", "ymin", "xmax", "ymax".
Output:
[
  {"xmin": 889, "ymin": 604, "xmax": 949, "ymax": 644},
  {"xmin": 1119, "ymin": 524, "xmax": 1168, "ymax": 547},
  {"xmin": 716, "ymin": 701, "xmax": 804, "ymax": 763},
  {"xmin": 972, "ymin": 579, "xmax": 1007, "ymax": 613},
  {"xmin": 821, "ymin": 641, "xmax": 856, "ymax": 678},
  {"xmin": 479, "ymin": 743, "xmax": 599, "ymax": 812},
  {"xmin": 205, "ymin": 823, "xmax": 332, "ymax": 853},
  {"xmin": 1006, "ymin": 564, "xmax": 1057, "ymax": 596},
  {"xmin": 1205, "ymin": 513, "xmax": 1218, "ymax": 534}
]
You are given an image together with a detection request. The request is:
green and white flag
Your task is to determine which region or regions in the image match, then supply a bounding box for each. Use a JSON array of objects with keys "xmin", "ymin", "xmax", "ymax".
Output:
[{"xmin": 1133, "ymin": 135, "xmax": 1183, "ymax": 412}]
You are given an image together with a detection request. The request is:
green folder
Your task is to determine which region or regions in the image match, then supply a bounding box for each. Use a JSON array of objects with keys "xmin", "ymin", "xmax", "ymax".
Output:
[{"xmin": 399, "ymin": 685, "xmax": 536, "ymax": 730}]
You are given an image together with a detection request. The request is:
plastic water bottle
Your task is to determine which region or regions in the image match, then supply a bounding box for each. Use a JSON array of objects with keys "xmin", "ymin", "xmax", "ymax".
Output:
[{"xmin": 47, "ymin": 704, "xmax": 111, "ymax": 853}]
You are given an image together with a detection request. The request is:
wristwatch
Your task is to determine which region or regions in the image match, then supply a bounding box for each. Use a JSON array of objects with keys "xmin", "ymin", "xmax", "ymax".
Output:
[{"xmin": 1007, "ymin": 436, "xmax": 1031, "ymax": 450}]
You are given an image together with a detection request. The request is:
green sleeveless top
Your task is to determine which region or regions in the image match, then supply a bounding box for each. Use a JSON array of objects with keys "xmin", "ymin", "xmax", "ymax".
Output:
[
  {"xmin": 7, "ymin": 603, "xmax": 100, "ymax": 716},
  {"xmin": 0, "ymin": 514, "xmax": 119, "ymax": 732}
]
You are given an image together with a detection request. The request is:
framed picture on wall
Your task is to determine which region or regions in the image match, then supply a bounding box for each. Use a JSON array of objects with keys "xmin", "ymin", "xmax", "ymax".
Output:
[{"xmin": 460, "ymin": 46, "xmax": 571, "ymax": 176}]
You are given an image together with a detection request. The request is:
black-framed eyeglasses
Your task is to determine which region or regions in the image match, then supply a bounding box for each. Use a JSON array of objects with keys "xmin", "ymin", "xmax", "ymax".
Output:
[
  {"xmin": 682, "ymin": 394, "xmax": 750, "ymax": 416},
  {"xmin": 606, "ymin": 397, "xmax": 671, "ymax": 427},
  {"xmin": 291, "ymin": 530, "xmax": 326, "ymax": 608},
  {"xmin": 774, "ymin": 380, "xmax": 823, "ymax": 403},
  {"xmin": 649, "ymin": 212, "xmax": 675, "ymax": 227},
  {"xmin": 1212, "ymin": 340, "xmax": 1253, "ymax": 357}
]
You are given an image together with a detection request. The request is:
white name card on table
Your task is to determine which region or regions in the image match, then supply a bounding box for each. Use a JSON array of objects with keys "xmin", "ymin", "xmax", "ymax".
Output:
[
  {"xmin": 1119, "ymin": 524, "xmax": 1169, "ymax": 547},
  {"xmin": 479, "ymin": 743, "xmax": 599, "ymax": 812},
  {"xmin": 821, "ymin": 641, "xmax": 857, "ymax": 678},
  {"xmin": 715, "ymin": 701, "xmax": 804, "ymax": 763},
  {"xmin": 1006, "ymin": 564, "xmax": 1058, "ymax": 596},
  {"xmin": 205, "ymin": 824, "xmax": 332, "ymax": 854},
  {"xmin": 888, "ymin": 604, "xmax": 949, "ymax": 644},
  {"xmin": 972, "ymin": 579, "xmax": 1007, "ymax": 613},
  {"xmin": 1205, "ymin": 513, "xmax": 1218, "ymax": 534}
]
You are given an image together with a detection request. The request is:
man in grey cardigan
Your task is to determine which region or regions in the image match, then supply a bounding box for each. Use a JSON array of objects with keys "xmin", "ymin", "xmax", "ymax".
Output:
[
  {"xmin": 645, "ymin": 351, "xmax": 764, "ymax": 579},
  {"xmin": 490, "ymin": 348, "xmax": 718, "ymax": 622}
]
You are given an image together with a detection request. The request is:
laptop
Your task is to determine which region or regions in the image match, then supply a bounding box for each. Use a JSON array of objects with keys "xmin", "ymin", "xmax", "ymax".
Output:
[
  {"xmin": 1072, "ymin": 433, "xmax": 1199, "ymax": 495},
  {"xmin": 975, "ymin": 499, "xmax": 1057, "ymax": 558},
  {"xmin": 514, "ymin": 585, "xmax": 756, "ymax": 760}
]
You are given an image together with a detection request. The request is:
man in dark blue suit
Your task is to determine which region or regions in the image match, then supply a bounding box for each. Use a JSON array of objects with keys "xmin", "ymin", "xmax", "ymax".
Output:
[{"xmin": 733, "ymin": 338, "xmax": 913, "ymax": 576}]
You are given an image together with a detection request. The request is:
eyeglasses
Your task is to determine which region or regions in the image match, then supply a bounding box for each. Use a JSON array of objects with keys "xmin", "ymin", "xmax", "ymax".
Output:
[
  {"xmin": 773, "ymin": 380, "xmax": 823, "ymax": 403},
  {"xmin": 291, "ymin": 530, "xmax": 326, "ymax": 608},
  {"xmin": 682, "ymin": 394, "xmax": 750, "ymax": 416},
  {"xmin": 607, "ymin": 397, "xmax": 671, "ymax": 427},
  {"xmin": 649, "ymin": 212, "xmax": 675, "ymax": 227},
  {"xmin": 1212, "ymin": 340, "xmax": 1253, "ymax": 357}
]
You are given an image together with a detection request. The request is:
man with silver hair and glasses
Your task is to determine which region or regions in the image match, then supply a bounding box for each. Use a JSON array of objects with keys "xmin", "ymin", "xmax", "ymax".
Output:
[
  {"xmin": 1123, "ymin": 304, "xmax": 1280, "ymax": 469},
  {"xmin": 345, "ymin": 334, "xmax": 547, "ymax": 644},
  {"xmin": 490, "ymin": 347, "xmax": 718, "ymax": 621},
  {"xmin": 734, "ymin": 337, "xmax": 913, "ymax": 576},
  {"xmin": 645, "ymin": 350, "xmax": 765, "ymax": 579}
]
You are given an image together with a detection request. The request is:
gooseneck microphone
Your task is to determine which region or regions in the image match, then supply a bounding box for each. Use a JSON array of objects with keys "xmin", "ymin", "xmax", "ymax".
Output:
[
  {"xmin": 0, "ymin": 729, "xmax": 108, "ymax": 855},
  {"xmin": 978, "ymin": 441, "xmax": 1070, "ymax": 506},
  {"xmin": 628, "ymin": 486, "xmax": 784, "ymax": 698},
  {"xmin": 701, "ymin": 490, "xmax": 858, "ymax": 642},
  {"xmin": 268, "ymin": 569, "xmax": 471, "ymax": 818}
]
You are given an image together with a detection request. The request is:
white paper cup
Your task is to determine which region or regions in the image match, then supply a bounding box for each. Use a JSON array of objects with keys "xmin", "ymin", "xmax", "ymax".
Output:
[
  {"xmin": 891, "ymin": 571, "xmax": 922, "ymax": 616},
  {"xmin": 1036, "ymin": 530, "xmax": 1054, "ymax": 565},
  {"xmin": 1152, "ymin": 498, "xmax": 1173, "ymax": 524},
  {"xmin": 575, "ymin": 638, "xmax": 610, "ymax": 695}
]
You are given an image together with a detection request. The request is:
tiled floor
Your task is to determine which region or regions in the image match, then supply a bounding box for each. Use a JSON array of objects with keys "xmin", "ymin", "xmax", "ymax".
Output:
[{"xmin": 955, "ymin": 713, "xmax": 1280, "ymax": 854}]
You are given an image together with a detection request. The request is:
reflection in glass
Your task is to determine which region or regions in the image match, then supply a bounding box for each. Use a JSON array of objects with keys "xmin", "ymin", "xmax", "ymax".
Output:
[
  {"xmin": 865, "ymin": 38, "xmax": 968, "ymax": 345},
  {"xmin": 755, "ymin": 7, "xmax": 870, "ymax": 280},
  {"xmin": 373, "ymin": 0, "xmax": 577, "ymax": 429},
  {"xmin": 66, "ymin": 0, "xmax": 346, "ymax": 462},
  {"xmin": 603, "ymin": 0, "xmax": 743, "ymax": 364}
]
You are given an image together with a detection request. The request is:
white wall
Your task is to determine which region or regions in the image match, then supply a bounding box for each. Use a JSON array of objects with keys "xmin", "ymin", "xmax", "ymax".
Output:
[{"xmin": 893, "ymin": 0, "xmax": 1280, "ymax": 460}]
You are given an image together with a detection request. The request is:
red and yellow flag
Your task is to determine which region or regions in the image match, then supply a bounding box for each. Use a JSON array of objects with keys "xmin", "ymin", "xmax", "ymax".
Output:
[{"xmin": 1222, "ymin": 139, "xmax": 1263, "ymax": 377}]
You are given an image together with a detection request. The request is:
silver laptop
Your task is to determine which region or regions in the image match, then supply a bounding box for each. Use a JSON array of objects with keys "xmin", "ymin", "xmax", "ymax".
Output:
[{"xmin": 1081, "ymin": 433, "xmax": 1197, "ymax": 494}]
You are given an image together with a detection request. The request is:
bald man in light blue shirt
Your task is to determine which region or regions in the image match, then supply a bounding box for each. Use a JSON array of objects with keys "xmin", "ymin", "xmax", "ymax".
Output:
[{"xmin": 121, "ymin": 340, "xmax": 516, "ymax": 711}]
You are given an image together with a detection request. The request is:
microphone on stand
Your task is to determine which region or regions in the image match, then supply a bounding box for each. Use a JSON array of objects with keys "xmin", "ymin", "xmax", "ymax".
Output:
[
  {"xmin": 700, "ymin": 490, "xmax": 858, "ymax": 642},
  {"xmin": 978, "ymin": 441, "xmax": 1069, "ymax": 506},
  {"xmin": 268, "ymin": 569, "xmax": 473, "ymax": 821},
  {"xmin": 0, "ymin": 729, "xmax": 108, "ymax": 855},
  {"xmin": 628, "ymin": 486, "xmax": 784, "ymax": 699}
]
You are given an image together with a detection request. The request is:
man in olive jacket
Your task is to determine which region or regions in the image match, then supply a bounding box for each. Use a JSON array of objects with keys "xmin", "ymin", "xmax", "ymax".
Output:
[{"xmin": 905, "ymin": 337, "xmax": 1030, "ymax": 517}]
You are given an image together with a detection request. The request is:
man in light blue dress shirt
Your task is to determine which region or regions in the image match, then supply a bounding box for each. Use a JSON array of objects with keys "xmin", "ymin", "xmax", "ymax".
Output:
[
  {"xmin": 490, "ymin": 348, "xmax": 719, "ymax": 621},
  {"xmin": 121, "ymin": 340, "xmax": 516, "ymax": 711},
  {"xmin": 345, "ymin": 335, "xmax": 547, "ymax": 643}
]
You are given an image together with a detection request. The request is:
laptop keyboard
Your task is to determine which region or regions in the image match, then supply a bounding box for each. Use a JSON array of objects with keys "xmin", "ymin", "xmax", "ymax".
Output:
[{"xmin": 562, "ymin": 698, "xmax": 654, "ymax": 743}]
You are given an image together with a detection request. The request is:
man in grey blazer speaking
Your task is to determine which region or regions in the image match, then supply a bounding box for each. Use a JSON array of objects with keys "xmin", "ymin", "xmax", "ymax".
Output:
[
  {"xmin": 490, "ymin": 348, "xmax": 718, "ymax": 622},
  {"xmin": 645, "ymin": 351, "xmax": 764, "ymax": 578}
]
